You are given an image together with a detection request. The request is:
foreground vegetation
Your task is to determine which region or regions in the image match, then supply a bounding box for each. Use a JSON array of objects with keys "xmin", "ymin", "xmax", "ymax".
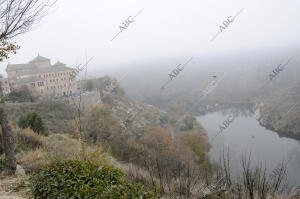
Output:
[
  {"xmin": 30, "ymin": 160, "xmax": 159, "ymax": 199},
  {"xmin": 0, "ymin": 100, "xmax": 298, "ymax": 198}
]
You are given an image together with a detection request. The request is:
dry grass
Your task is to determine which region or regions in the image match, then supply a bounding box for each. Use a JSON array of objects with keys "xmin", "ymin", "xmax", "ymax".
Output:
[
  {"xmin": 15, "ymin": 128, "xmax": 44, "ymax": 150},
  {"xmin": 110, "ymin": 158, "xmax": 156, "ymax": 186},
  {"xmin": 16, "ymin": 133, "xmax": 109, "ymax": 173},
  {"xmin": 16, "ymin": 149, "xmax": 50, "ymax": 174}
]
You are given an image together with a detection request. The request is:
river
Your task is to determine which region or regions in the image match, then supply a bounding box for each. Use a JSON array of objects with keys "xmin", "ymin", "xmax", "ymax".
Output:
[{"xmin": 197, "ymin": 109, "xmax": 300, "ymax": 185}]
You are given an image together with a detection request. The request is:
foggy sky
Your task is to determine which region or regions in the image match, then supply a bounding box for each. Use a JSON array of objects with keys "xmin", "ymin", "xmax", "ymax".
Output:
[{"xmin": 1, "ymin": 0, "xmax": 300, "ymax": 76}]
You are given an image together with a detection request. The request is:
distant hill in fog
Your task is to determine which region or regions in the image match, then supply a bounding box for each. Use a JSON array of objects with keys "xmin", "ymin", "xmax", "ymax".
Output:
[{"xmin": 90, "ymin": 46, "xmax": 300, "ymax": 112}]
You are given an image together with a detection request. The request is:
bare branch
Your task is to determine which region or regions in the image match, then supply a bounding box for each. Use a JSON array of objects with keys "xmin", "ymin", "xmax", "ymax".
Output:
[{"xmin": 0, "ymin": 0, "xmax": 56, "ymax": 40}]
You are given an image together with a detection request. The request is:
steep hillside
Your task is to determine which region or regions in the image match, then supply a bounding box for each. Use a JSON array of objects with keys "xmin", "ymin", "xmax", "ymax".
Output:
[{"xmin": 3, "ymin": 101, "xmax": 75, "ymax": 134}]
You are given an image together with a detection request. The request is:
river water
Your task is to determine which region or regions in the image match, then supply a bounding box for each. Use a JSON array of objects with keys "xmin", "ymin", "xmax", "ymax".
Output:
[{"xmin": 197, "ymin": 110, "xmax": 300, "ymax": 185}]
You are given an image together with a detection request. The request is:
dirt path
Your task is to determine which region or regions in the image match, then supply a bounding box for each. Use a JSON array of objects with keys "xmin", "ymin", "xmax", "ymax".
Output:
[{"xmin": 0, "ymin": 177, "xmax": 26, "ymax": 199}]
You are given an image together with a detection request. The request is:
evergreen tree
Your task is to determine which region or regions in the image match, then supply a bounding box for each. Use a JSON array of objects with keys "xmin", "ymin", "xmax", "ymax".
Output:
[{"xmin": 18, "ymin": 112, "xmax": 47, "ymax": 135}]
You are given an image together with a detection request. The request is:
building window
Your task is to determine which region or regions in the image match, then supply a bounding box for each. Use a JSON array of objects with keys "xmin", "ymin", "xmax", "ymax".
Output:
[
  {"xmin": 31, "ymin": 83, "xmax": 35, "ymax": 87},
  {"xmin": 37, "ymin": 82, "xmax": 44, "ymax": 87}
]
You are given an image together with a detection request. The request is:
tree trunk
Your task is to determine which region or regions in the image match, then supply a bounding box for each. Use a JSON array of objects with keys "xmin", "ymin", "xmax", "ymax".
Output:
[{"xmin": 0, "ymin": 106, "xmax": 16, "ymax": 175}]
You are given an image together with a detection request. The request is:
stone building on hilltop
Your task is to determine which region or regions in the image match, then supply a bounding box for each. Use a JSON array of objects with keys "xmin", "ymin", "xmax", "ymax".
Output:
[{"xmin": 5, "ymin": 55, "xmax": 78, "ymax": 97}]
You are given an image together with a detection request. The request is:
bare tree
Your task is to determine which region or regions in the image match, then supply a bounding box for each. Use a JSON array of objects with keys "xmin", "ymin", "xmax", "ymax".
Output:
[
  {"xmin": 0, "ymin": 0, "xmax": 55, "ymax": 39},
  {"xmin": 0, "ymin": 0, "xmax": 55, "ymax": 175},
  {"xmin": 63, "ymin": 55, "xmax": 94, "ymax": 161}
]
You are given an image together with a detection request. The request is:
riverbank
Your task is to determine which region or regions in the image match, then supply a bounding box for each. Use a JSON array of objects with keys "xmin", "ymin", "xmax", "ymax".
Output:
[{"xmin": 254, "ymin": 104, "xmax": 300, "ymax": 141}]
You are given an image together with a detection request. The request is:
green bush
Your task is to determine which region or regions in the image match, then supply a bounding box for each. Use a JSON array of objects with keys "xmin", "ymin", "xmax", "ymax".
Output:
[
  {"xmin": 18, "ymin": 112, "xmax": 47, "ymax": 135},
  {"xmin": 30, "ymin": 160, "xmax": 160, "ymax": 199}
]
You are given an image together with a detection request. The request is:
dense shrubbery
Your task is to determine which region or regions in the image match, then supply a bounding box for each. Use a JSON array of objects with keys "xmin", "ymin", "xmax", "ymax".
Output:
[
  {"xmin": 81, "ymin": 76, "xmax": 125, "ymax": 96},
  {"xmin": 183, "ymin": 115, "xmax": 195, "ymax": 130},
  {"xmin": 18, "ymin": 111, "xmax": 47, "ymax": 135},
  {"xmin": 30, "ymin": 160, "xmax": 160, "ymax": 199},
  {"xmin": 83, "ymin": 104, "xmax": 122, "ymax": 143},
  {"xmin": 1, "ymin": 86, "xmax": 35, "ymax": 103},
  {"xmin": 0, "ymin": 154, "xmax": 4, "ymax": 172},
  {"xmin": 82, "ymin": 104, "xmax": 212, "ymax": 197}
]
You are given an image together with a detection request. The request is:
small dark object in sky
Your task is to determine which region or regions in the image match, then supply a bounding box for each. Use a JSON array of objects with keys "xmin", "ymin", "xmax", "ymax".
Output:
[{"xmin": 212, "ymin": 75, "xmax": 217, "ymax": 78}]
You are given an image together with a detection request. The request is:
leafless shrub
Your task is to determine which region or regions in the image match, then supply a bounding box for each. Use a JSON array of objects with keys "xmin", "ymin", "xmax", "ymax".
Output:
[
  {"xmin": 269, "ymin": 161, "xmax": 288, "ymax": 196},
  {"xmin": 207, "ymin": 151, "xmax": 298, "ymax": 199}
]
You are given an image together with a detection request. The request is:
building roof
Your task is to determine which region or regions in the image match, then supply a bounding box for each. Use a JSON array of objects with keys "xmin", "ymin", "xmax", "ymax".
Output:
[
  {"xmin": 29, "ymin": 55, "xmax": 50, "ymax": 63},
  {"xmin": 53, "ymin": 61, "xmax": 66, "ymax": 67},
  {"xmin": 6, "ymin": 55, "xmax": 75, "ymax": 74},
  {"xmin": 6, "ymin": 64, "xmax": 34, "ymax": 72}
]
